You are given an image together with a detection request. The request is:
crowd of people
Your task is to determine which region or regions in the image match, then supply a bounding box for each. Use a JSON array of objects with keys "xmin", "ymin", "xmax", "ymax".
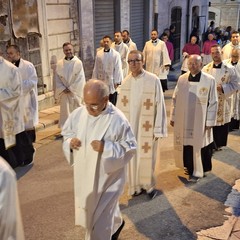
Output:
[{"xmin": 0, "ymin": 23, "xmax": 240, "ymax": 240}]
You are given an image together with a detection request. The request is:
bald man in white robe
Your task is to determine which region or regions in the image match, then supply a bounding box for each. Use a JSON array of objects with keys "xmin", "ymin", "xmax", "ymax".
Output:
[{"xmin": 62, "ymin": 80, "xmax": 136, "ymax": 240}]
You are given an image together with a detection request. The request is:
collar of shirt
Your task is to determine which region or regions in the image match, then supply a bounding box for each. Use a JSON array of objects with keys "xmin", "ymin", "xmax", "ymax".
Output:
[
  {"xmin": 188, "ymin": 72, "xmax": 201, "ymax": 82},
  {"xmin": 13, "ymin": 58, "xmax": 21, "ymax": 67},
  {"xmin": 64, "ymin": 56, "xmax": 74, "ymax": 61},
  {"xmin": 231, "ymin": 61, "xmax": 238, "ymax": 66},
  {"xmin": 213, "ymin": 62, "xmax": 222, "ymax": 68},
  {"xmin": 152, "ymin": 40, "xmax": 157, "ymax": 44},
  {"xmin": 104, "ymin": 48, "xmax": 110, "ymax": 52}
]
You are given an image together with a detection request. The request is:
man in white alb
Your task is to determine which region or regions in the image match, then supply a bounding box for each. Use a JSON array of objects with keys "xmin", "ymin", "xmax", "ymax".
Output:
[
  {"xmin": 202, "ymin": 44, "xmax": 239, "ymax": 150},
  {"xmin": 55, "ymin": 42, "xmax": 86, "ymax": 129},
  {"xmin": 62, "ymin": 80, "xmax": 136, "ymax": 240},
  {"xmin": 222, "ymin": 31, "xmax": 240, "ymax": 60},
  {"xmin": 0, "ymin": 156, "xmax": 25, "ymax": 240},
  {"xmin": 170, "ymin": 55, "xmax": 218, "ymax": 182},
  {"xmin": 143, "ymin": 29, "xmax": 171, "ymax": 87},
  {"xmin": 92, "ymin": 35, "xmax": 123, "ymax": 105},
  {"xmin": 122, "ymin": 30, "xmax": 137, "ymax": 51},
  {"xmin": 117, "ymin": 50, "xmax": 167, "ymax": 199},
  {"xmin": 111, "ymin": 31, "xmax": 129, "ymax": 78},
  {"xmin": 7, "ymin": 44, "xmax": 38, "ymax": 166},
  {"xmin": 0, "ymin": 50, "xmax": 24, "ymax": 168}
]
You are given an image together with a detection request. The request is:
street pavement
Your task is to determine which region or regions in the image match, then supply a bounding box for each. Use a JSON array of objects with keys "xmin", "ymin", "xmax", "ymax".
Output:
[{"xmin": 15, "ymin": 66, "xmax": 240, "ymax": 240}]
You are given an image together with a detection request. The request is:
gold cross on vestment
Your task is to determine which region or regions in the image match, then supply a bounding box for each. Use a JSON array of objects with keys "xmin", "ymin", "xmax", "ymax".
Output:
[
  {"xmin": 142, "ymin": 142, "xmax": 151, "ymax": 153},
  {"xmin": 121, "ymin": 95, "xmax": 129, "ymax": 106},
  {"xmin": 143, "ymin": 99, "xmax": 153, "ymax": 110},
  {"xmin": 143, "ymin": 121, "xmax": 152, "ymax": 131}
]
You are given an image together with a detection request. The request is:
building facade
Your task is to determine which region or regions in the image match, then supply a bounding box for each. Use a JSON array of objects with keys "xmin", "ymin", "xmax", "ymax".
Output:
[
  {"xmin": 209, "ymin": 0, "xmax": 240, "ymax": 30},
  {"xmin": 0, "ymin": 0, "xmax": 209, "ymax": 110}
]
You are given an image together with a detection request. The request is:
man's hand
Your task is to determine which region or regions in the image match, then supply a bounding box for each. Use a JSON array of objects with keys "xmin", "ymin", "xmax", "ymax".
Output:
[
  {"xmin": 91, "ymin": 140, "xmax": 104, "ymax": 152},
  {"xmin": 217, "ymin": 84, "xmax": 223, "ymax": 93},
  {"xmin": 170, "ymin": 120, "xmax": 174, "ymax": 127},
  {"xmin": 70, "ymin": 138, "xmax": 81, "ymax": 150},
  {"xmin": 205, "ymin": 126, "xmax": 213, "ymax": 130}
]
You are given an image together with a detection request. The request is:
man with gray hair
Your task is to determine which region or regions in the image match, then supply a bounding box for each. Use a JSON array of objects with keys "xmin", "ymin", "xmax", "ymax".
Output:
[
  {"xmin": 170, "ymin": 55, "xmax": 218, "ymax": 182},
  {"xmin": 61, "ymin": 79, "xmax": 137, "ymax": 240}
]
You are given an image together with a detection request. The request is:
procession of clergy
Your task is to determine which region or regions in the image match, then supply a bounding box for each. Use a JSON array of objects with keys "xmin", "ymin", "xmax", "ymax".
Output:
[{"xmin": 1, "ymin": 28, "xmax": 240, "ymax": 240}]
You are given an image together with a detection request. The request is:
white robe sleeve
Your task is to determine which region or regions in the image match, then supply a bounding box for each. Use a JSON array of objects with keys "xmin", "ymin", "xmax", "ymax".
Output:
[
  {"xmin": 206, "ymin": 77, "xmax": 218, "ymax": 126},
  {"xmin": 101, "ymin": 121, "xmax": 137, "ymax": 174},
  {"xmin": 61, "ymin": 110, "xmax": 79, "ymax": 165},
  {"xmin": 68, "ymin": 60, "xmax": 86, "ymax": 100},
  {"xmin": 170, "ymin": 85, "xmax": 178, "ymax": 122},
  {"xmin": 113, "ymin": 52, "xmax": 123, "ymax": 85},
  {"xmin": 153, "ymin": 79, "xmax": 168, "ymax": 138},
  {"xmin": 21, "ymin": 63, "xmax": 38, "ymax": 95},
  {"xmin": 222, "ymin": 67, "xmax": 240, "ymax": 97}
]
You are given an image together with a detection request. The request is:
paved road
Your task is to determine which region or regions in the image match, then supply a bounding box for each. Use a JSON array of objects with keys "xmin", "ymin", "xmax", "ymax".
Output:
[{"xmin": 16, "ymin": 83, "xmax": 240, "ymax": 240}]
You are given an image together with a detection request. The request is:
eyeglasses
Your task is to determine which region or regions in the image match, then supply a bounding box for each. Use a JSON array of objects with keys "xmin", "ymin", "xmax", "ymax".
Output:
[
  {"xmin": 85, "ymin": 104, "xmax": 99, "ymax": 110},
  {"xmin": 127, "ymin": 59, "xmax": 142, "ymax": 64}
]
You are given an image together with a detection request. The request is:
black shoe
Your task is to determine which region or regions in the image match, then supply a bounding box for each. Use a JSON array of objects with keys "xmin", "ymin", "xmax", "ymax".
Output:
[
  {"xmin": 55, "ymin": 134, "xmax": 63, "ymax": 139},
  {"xmin": 112, "ymin": 220, "xmax": 125, "ymax": 240},
  {"xmin": 132, "ymin": 188, "xmax": 146, "ymax": 197},
  {"xmin": 147, "ymin": 189, "xmax": 158, "ymax": 200},
  {"xmin": 188, "ymin": 176, "xmax": 200, "ymax": 183}
]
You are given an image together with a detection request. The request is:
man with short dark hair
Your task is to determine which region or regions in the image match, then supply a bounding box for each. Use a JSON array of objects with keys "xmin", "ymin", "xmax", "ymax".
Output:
[
  {"xmin": 92, "ymin": 36, "xmax": 123, "ymax": 105},
  {"xmin": 7, "ymin": 44, "xmax": 38, "ymax": 166},
  {"xmin": 112, "ymin": 31, "xmax": 129, "ymax": 78},
  {"xmin": 62, "ymin": 79, "xmax": 136, "ymax": 240},
  {"xmin": 143, "ymin": 29, "xmax": 171, "ymax": 90},
  {"xmin": 222, "ymin": 30, "xmax": 240, "ymax": 60},
  {"xmin": 122, "ymin": 30, "xmax": 137, "ymax": 51},
  {"xmin": 55, "ymin": 42, "xmax": 86, "ymax": 129}
]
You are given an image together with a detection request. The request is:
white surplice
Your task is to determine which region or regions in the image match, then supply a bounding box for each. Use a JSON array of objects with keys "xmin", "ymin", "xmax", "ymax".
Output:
[
  {"xmin": 223, "ymin": 59, "xmax": 240, "ymax": 121},
  {"xmin": 0, "ymin": 157, "xmax": 25, "ymax": 240},
  {"xmin": 112, "ymin": 42, "xmax": 129, "ymax": 78},
  {"xmin": 92, "ymin": 48, "xmax": 123, "ymax": 94},
  {"xmin": 18, "ymin": 58, "xmax": 38, "ymax": 129},
  {"xmin": 202, "ymin": 61, "xmax": 240, "ymax": 125},
  {"xmin": 0, "ymin": 57, "xmax": 24, "ymax": 149},
  {"xmin": 125, "ymin": 38, "xmax": 137, "ymax": 51},
  {"xmin": 222, "ymin": 42, "xmax": 240, "ymax": 60},
  {"xmin": 55, "ymin": 56, "xmax": 86, "ymax": 128},
  {"xmin": 117, "ymin": 70, "xmax": 167, "ymax": 195},
  {"xmin": 61, "ymin": 103, "xmax": 136, "ymax": 240},
  {"xmin": 143, "ymin": 39, "xmax": 171, "ymax": 78},
  {"xmin": 170, "ymin": 72, "xmax": 218, "ymax": 177}
]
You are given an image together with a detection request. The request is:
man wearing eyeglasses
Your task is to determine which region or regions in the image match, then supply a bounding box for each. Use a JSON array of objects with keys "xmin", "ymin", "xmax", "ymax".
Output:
[
  {"xmin": 61, "ymin": 79, "xmax": 137, "ymax": 240},
  {"xmin": 117, "ymin": 50, "xmax": 167, "ymax": 200}
]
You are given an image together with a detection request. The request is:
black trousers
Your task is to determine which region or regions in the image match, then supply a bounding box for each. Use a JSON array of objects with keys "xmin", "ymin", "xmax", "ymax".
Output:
[
  {"xmin": 0, "ymin": 129, "xmax": 36, "ymax": 168},
  {"xmin": 183, "ymin": 143, "xmax": 213, "ymax": 176},
  {"xmin": 160, "ymin": 79, "xmax": 168, "ymax": 92},
  {"xmin": 0, "ymin": 138, "xmax": 19, "ymax": 168},
  {"xmin": 213, "ymin": 123, "xmax": 229, "ymax": 149},
  {"xmin": 109, "ymin": 92, "xmax": 118, "ymax": 106}
]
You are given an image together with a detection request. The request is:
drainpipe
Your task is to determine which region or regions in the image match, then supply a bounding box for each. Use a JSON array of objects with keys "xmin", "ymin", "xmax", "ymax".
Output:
[
  {"xmin": 154, "ymin": 0, "xmax": 158, "ymax": 30},
  {"xmin": 186, "ymin": 0, "xmax": 191, "ymax": 42}
]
